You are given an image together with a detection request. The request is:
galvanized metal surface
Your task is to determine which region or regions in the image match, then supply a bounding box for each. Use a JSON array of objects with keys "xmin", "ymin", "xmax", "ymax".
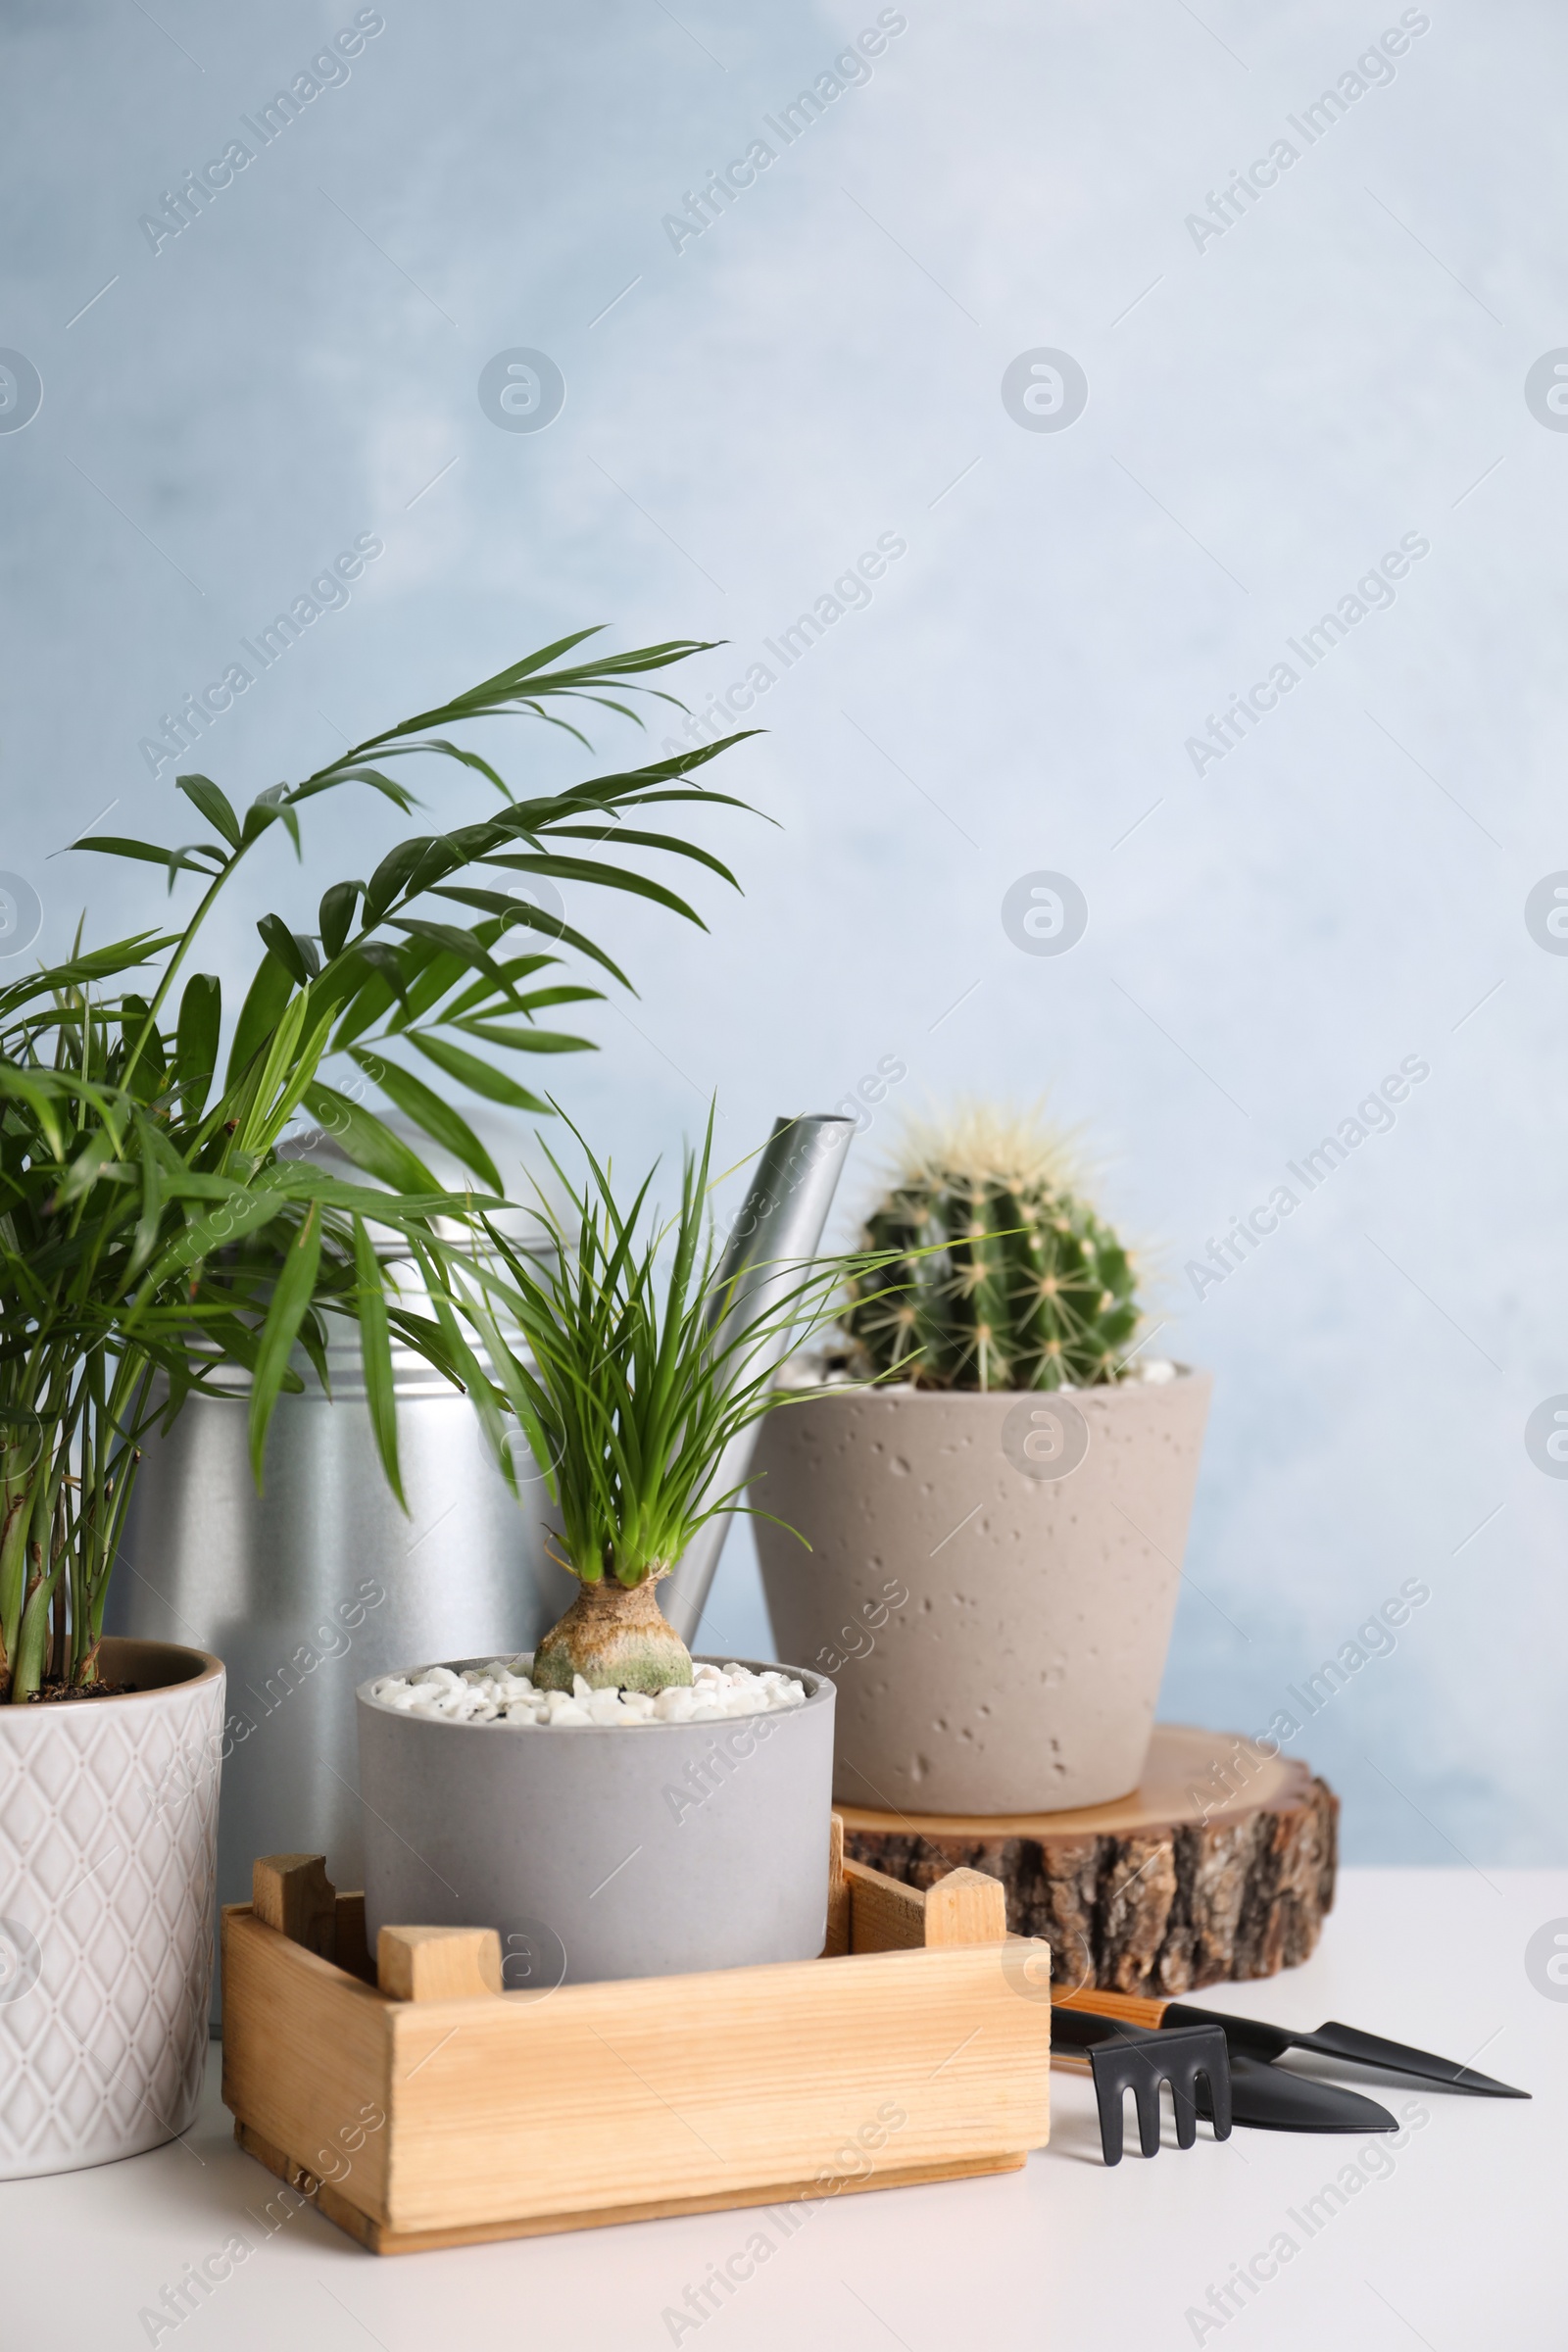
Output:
[
  {"xmin": 108, "ymin": 1330, "xmax": 564, "ymax": 1965},
  {"xmin": 661, "ymin": 1113, "xmax": 856, "ymax": 1642},
  {"xmin": 109, "ymin": 1109, "xmax": 852, "ymax": 2000}
]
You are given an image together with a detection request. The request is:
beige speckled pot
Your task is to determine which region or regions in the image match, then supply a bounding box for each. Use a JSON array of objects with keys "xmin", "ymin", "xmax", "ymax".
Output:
[{"xmin": 753, "ymin": 1371, "xmax": 1211, "ymax": 1814}]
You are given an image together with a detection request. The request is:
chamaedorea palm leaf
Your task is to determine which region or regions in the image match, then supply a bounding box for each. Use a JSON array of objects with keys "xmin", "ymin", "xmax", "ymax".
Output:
[
  {"xmin": 74, "ymin": 627, "xmax": 756, "ymax": 1193},
  {"xmin": 441, "ymin": 1110, "xmax": 914, "ymax": 1694},
  {"xmin": 0, "ymin": 632, "xmax": 756, "ymax": 1702}
]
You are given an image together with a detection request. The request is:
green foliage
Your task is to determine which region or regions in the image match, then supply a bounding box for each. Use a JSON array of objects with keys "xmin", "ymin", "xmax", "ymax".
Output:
[
  {"xmin": 842, "ymin": 1108, "xmax": 1142, "ymax": 1391},
  {"xmin": 449, "ymin": 1111, "xmax": 915, "ymax": 1592},
  {"xmin": 0, "ymin": 630, "xmax": 756, "ymax": 1698}
]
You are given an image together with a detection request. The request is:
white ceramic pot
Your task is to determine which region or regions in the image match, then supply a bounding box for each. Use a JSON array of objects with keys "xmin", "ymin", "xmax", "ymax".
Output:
[
  {"xmin": 0, "ymin": 1637, "xmax": 223, "ymax": 2179},
  {"xmin": 753, "ymin": 1372, "xmax": 1211, "ymax": 1813},
  {"xmin": 357, "ymin": 1657, "xmax": 834, "ymax": 1984}
]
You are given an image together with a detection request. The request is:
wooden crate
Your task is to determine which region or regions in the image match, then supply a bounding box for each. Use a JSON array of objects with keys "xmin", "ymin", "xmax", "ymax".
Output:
[{"xmin": 221, "ymin": 1818, "xmax": 1051, "ymax": 2254}]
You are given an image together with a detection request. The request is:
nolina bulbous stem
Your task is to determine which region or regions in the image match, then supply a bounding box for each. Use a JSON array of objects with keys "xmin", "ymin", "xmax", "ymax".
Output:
[{"xmin": 531, "ymin": 1574, "xmax": 694, "ymax": 1694}]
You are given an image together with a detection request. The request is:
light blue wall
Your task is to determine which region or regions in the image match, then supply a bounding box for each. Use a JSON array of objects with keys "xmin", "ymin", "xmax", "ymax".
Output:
[{"xmin": 4, "ymin": 0, "xmax": 1561, "ymax": 1860}]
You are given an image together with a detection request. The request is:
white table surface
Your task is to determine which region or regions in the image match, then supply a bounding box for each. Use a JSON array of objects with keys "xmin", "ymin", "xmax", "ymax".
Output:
[{"xmin": 6, "ymin": 1867, "xmax": 1562, "ymax": 2352}]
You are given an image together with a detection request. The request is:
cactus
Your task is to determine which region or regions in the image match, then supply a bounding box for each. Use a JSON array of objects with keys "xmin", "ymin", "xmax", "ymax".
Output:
[{"xmin": 842, "ymin": 1106, "xmax": 1142, "ymax": 1391}]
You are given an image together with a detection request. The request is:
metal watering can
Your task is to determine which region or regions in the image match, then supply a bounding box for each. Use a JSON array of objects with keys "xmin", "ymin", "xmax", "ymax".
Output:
[{"xmin": 107, "ymin": 1112, "xmax": 854, "ymax": 2008}]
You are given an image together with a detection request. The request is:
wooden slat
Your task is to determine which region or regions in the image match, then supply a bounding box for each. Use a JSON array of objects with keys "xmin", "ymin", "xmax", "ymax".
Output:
[
  {"xmin": 821, "ymin": 1814, "xmax": 851, "ymax": 1958},
  {"xmin": 924, "ymin": 1867, "xmax": 1007, "ymax": 1947},
  {"xmin": 238, "ymin": 2117, "xmax": 1024, "ymax": 2254},
  {"xmin": 377, "ymin": 1940, "xmax": 1048, "ymax": 2234},
  {"xmin": 221, "ymin": 1907, "xmax": 393, "ymax": 2220},
  {"xmin": 845, "ymin": 1856, "xmax": 926, "ymax": 1953},
  {"xmin": 252, "ymin": 1854, "xmax": 336, "ymax": 1961},
  {"xmin": 378, "ymin": 1925, "xmax": 503, "ymax": 2001},
  {"xmin": 335, "ymin": 1892, "xmax": 371, "ymax": 1984}
]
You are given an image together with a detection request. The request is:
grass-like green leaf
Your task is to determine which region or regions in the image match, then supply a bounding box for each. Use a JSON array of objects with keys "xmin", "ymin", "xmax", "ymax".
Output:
[
  {"xmin": 226, "ymin": 951, "xmax": 296, "ymax": 1088},
  {"xmin": 173, "ymin": 973, "xmax": 220, "ymax": 1121},
  {"xmin": 135, "ymin": 1182, "xmax": 291, "ymax": 1290},
  {"xmin": 256, "ymin": 915, "xmax": 318, "ymax": 988},
  {"xmin": 424, "ymin": 892, "xmax": 632, "ymax": 991},
  {"xmin": 175, "ymin": 774, "xmax": 242, "ymax": 849},
  {"xmin": 71, "ymin": 836, "xmax": 220, "ymax": 882},
  {"xmin": 318, "ymin": 881, "xmax": 362, "ymax": 960},
  {"xmin": 299, "ymin": 1083, "xmax": 438, "ymax": 1192},
  {"xmin": 451, "ymin": 1020, "xmax": 593, "ymax": 1054},
  {"xmin": 350, "ymin": 1051, "xmax": 503, "ymax": 1193},
  {"xmin": 119, "ymin": 994, "xmax": 167, "ymax": 1101},
  {"xmin": 363, "ymin": 837, "xmax": 443, "ymax": 928},
  {"xmin": 546, "ymin": 825, "xmax": 740, "ymax": 887},
  {"xmin": 247, "ymin": 1203, "xmax": 322, "ymax": 1487},
  {"xmin": 449, "ymin": 1110, "xmax": 920, "ymax": 1591},
  {"xmin": 406, "ymin": 1031, "xmax": 553, "ymax": 1108},
  {"xmin": 353, "ymin": 1215, "xmax": 402, "ymax": 1506},
  {"xmin": 484, "ymin": 853, "xmax": 706, "ymax": 926},
  {"xmin": 1, "ymin": 629, "xmax": 760, "ymax": 1697}
]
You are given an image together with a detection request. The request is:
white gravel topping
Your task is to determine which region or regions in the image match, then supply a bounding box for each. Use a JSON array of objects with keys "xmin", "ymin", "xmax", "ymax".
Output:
[{"xmin": 368, "ymin": 1657, "xmax": 808, "ymax": 1728}]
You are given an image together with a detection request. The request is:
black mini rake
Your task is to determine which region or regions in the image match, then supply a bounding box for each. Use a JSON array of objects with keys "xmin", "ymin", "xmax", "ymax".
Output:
[{"xmin": 1052, "ymin": 2007, "xmax": 1233, "ymax": 2165}]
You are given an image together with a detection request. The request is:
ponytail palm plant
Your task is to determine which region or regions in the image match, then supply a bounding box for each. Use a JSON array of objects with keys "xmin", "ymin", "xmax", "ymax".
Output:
[
  {"xmin": 445, "ymin": 1110, "xmax": 912, "ymax": 1693},
  {"xmin": 0, "ymin": 631, "xmax": 754, "ymax": 1702}
]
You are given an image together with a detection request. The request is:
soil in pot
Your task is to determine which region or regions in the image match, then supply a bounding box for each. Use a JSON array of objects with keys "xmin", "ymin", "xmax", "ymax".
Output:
[{"xmin": 24, "ymin": 1678, "xmax": 142, "ymax": 1702}]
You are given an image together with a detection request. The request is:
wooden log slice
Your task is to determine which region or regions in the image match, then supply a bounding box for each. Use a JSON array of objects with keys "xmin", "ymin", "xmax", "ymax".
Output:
[{"xmin": 838, "ymin": 1724, "xmax": 1338, "ymax": 1996}]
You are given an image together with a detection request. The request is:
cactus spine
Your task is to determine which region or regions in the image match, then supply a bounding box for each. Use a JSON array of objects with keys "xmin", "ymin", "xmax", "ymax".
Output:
[{"xmin": 842, "ymin": 1109, "xmax": 1141, "ymax": 1391}]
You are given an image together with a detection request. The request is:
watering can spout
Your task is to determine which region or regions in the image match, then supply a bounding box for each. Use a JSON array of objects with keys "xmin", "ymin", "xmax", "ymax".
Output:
[{"xmin": 660, "ymin": 1113, "xmax": 857, "ymax": 1643}]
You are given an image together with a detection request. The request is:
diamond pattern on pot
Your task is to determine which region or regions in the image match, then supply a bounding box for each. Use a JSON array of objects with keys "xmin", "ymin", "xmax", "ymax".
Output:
[{"xmin": 0, "ymin": 1665, "xmax": 223, "ymax": 2179}]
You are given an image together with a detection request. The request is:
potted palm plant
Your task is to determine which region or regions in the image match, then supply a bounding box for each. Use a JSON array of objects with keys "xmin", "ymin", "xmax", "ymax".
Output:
[
  {"xmin": 0, "ymin": 631, "xmax": 756, "ymax": 2177},
  {"xmin": 356, "ymin": 1112, "xmax": 910, "ymax": 1985},
  {"xmin": 105, "ymin": 631, "xmax": 760, "ymax": 1950},
  {"xmin": 753, "ymin": 1103, "xmax": 1213, "ymax": 1814}
]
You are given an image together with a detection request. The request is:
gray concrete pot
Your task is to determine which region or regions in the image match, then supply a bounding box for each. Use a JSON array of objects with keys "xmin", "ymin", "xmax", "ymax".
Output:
[
  {"xmin": 753, "ymin": 1371, "xmax": 1212, "ymax": 1814},
  {"xmin": 0, "ymin": 1638, "xmax": 223, "ymax": 2179},
  {"xmin": 357, "ymin": 1657, "xmax": 834, "ymax": 1985}
]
